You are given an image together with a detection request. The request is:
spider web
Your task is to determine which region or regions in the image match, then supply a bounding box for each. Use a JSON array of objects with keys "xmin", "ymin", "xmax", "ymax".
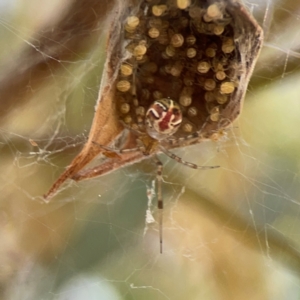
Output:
[{"xmin": 1, "ymin": 0, "xmax": 300, "ymax": 299}]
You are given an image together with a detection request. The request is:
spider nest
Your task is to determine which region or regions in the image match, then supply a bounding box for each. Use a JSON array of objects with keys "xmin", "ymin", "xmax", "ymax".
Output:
[
  {"xmin": 118, "ymin": 1, "xmax": 237, "ymax": 140},
  {"xmin": 112, "ymin": 0, "xmax": 263, "ymax": 145},
  {"xmin": 44, "ymin": 0, "xmax": 263, "ymax": 200}
]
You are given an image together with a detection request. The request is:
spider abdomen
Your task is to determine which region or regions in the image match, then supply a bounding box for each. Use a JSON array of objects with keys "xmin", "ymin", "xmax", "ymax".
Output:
[{"xmin": 145, "ymin": 99, "xmax": 182, "ymax": 140}]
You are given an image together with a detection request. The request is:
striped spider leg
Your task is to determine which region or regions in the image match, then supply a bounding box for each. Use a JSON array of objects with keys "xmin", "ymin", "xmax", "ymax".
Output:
[{"xmin": 92, "ymin": 98, "xmax": 219, "ymax": 253}]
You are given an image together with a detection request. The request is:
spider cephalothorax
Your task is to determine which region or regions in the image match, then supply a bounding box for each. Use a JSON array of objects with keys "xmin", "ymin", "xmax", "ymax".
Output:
[{"xmin": 145, "ymin": 99, "xmax": 183, "ymax": 140}]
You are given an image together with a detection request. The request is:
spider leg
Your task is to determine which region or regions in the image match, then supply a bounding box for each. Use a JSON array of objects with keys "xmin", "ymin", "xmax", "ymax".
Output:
[
  {"xmin": 92, "ymin": 141, "xmax": 141, "ymax": 154},
  {"xmin": 159, "ymin": 145, "xmax": 220, "ymax": 170},
  {"xmin": 119, "ymin": 120, "xmax": 144, "ymax": 136},
  {"xmin": 153, "ymin": 155, "xmax": 163, "ymax": 254},
  {"xmin": 131, "ymin": 66, "xmax": 144, "ymax": 128},
  {"xmin": 72, "ymin": 151, "xmax": 144, "ymax": 181}
]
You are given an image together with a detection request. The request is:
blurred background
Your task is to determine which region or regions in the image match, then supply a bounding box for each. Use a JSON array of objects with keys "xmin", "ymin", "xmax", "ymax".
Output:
[{"xmin": 0, "ymin": 0, "xmax": 300, "ymax": 299}]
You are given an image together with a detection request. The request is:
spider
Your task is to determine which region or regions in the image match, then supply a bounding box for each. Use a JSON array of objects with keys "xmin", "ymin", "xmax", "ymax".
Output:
[{"xmin": 43, "ymin": 0, "xmax": 263, "ymax": 253}]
